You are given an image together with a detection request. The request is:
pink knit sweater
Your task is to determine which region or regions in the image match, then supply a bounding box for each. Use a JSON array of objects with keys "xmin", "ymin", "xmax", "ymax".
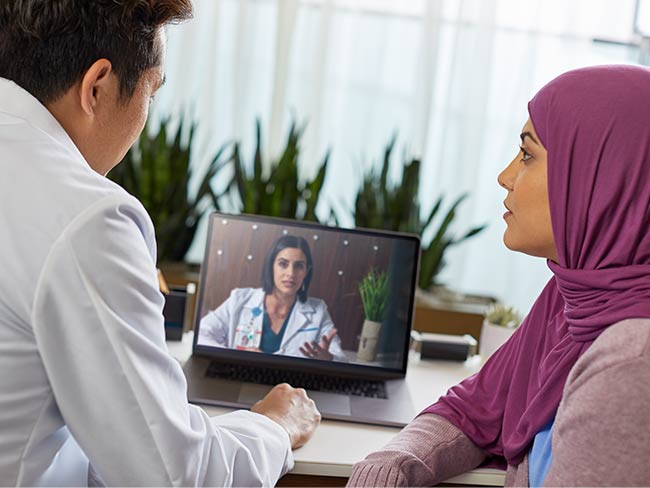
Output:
[{"xmin": 347, "ymin": 319, "xmax": 650, "ymax": 487}]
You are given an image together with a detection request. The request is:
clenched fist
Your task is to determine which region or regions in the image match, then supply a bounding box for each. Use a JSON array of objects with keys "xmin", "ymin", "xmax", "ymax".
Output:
[{"xmin": 251, "ymin": 383, "xmax": 321, "ymax": 449}]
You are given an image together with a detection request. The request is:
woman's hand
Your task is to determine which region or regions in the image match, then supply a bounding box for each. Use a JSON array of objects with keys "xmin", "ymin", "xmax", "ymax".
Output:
[{"xmin": 299, "ymin": 328, "xmax": 338, "ymax": 360}]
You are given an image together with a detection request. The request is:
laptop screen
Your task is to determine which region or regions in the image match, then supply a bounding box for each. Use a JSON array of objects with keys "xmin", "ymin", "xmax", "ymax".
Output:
[{"xmin": 193, "ymin": 213, "xmax": 420, "ymax": 376}]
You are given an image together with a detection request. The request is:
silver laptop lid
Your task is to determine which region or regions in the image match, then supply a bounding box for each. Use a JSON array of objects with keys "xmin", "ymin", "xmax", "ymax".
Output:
[{"xmin": 192, "ymin": 213, "xmax": 420, "ymax": 380}]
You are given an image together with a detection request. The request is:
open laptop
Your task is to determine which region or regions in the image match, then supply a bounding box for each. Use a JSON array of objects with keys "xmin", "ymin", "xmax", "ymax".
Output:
[{"xmin": 183, "ymin": 213, "xmax": 420, "ymax": 427}]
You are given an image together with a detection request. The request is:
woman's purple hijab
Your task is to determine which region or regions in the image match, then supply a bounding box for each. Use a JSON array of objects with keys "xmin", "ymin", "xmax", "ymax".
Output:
[{"xmin": 424, "ymin": 65, "xmax": 650, "ymax": 465}]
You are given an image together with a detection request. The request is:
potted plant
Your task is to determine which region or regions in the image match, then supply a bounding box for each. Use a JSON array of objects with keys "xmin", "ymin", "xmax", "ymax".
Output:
[
  {"xmin": 357, "ymin": 269, "xmax": 389, "ymax": 361},
  {"xmin": 108, "ymin": 117, "xmax": 231, "ymax": 263},
  {"xmin": 480, "ymin": 303, "xmax": 522, "ymax": 359},
  {"xmin": 351, "ymin": 136, "xmax": 487, "ymax": 290},
  {"xmin": 226, "ymin": 118, "xmax": 331, "ymax": 222},
  {"xmin": 417, "ymin": 193, "xmax": 487, "ymax": 291},
  {"xmin": 353, "ymin": 135, "xmax": 421, "ymax": 233}
]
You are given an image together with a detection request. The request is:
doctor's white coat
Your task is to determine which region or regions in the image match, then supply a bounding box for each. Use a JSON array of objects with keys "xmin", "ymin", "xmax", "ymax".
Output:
[
  {"xmin": 198, "ymin": 288, "xmax": 346, "ymax": 361},
  {"xmin": 0, "ymin": 77, "xmax": 293, "ymax": 486}
]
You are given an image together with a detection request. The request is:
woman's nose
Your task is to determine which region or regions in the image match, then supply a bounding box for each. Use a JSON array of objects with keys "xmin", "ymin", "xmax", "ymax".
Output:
[{"xmin": 498, "ymin": 157, "xmax": 517, "ymax": 191}]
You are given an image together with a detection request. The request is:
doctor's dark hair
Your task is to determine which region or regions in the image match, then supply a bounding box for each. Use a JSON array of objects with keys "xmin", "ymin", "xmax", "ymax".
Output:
[
  {"xmin": 0, "ymin": 0, "xmax": 193, "ymax": 105},
  {"xmin": 261, "ymin": 235, "xmax": 313, "ymax": 303}
]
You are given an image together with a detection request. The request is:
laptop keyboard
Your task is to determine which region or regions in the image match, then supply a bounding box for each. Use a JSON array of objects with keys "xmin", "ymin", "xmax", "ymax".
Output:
[{"xmin": 205, "ymin": 361, "xmax": 388, "ymax": 399}]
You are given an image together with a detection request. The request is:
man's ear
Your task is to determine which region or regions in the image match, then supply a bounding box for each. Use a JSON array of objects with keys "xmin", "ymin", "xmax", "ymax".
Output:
[{"xmin": 78, "ymin": 59, "xmax": 114, "ymax": 117}]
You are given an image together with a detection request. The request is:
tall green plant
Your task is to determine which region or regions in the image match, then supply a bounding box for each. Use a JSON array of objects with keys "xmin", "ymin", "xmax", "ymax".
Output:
[
  {"xmin": 354, "ymin": 135, "xmax": 421, "ymax": 233},
  {"xmin": 353, "ymin": 137, "xmax": 486, "ymax": 290},
  {"xmin": 418, "ymin": 194, "xmax": 486, "ymax": 289},
  {"xmin": 228, "ymin": 119, "xmax": 330, "ymax": 222},
  {"xmin": 358, "ymin": 269, "xmax": 389, "ymax": 322},
  {"xmin": 108, "ymin": 118, "xmax": 230, "ymax": 262}
]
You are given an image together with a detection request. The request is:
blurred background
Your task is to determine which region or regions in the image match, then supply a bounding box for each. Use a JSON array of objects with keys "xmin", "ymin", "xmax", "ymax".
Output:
[{"xmin": 130, "ymin": 0, "xmax": 650, "ymax": 315}]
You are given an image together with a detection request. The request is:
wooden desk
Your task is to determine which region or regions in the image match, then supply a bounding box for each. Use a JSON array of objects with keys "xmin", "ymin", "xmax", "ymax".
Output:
[{"xmin": 167, "ymin": 334, "xmax": 505, "ymax": 486}]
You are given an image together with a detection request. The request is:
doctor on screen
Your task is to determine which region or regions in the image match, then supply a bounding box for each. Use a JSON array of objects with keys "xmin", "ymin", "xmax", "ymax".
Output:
[{"xmin": 199, "ymin": 235, "xmax": 347, "ymax": 361}]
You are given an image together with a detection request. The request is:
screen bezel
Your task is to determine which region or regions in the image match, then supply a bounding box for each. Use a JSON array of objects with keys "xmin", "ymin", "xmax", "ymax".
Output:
[{"xmin": 192, "ymin": 212, "xmax": 421, "ymax": 380}]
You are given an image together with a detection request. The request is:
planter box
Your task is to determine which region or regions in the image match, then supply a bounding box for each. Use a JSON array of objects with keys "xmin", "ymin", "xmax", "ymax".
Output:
[
  {"xmin": 413, "ymin": 289, "xmax": 495, "ymax": 348},
  {"xmin": 479, "ymin": 319, "xmax": 516, "ymax": 359}
]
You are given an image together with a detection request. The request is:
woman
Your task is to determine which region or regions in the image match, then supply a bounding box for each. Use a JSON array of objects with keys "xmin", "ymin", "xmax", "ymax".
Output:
[
  {"xmin": 199, "ymin": 234, "xmax": 346, "ymax": 362},
  {"xmin": 348, "ymin": 65, "xmax": 650, "ymax": 486}
]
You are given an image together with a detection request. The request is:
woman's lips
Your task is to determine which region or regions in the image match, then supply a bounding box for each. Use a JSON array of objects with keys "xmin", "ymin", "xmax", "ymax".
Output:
[
  {"xmin": 503, "ymin": 201, "xmax": 512, "ymax": 219},
  {"xmin": 282, "ymin": 281, "xmax": 296, "ymax": 287}
]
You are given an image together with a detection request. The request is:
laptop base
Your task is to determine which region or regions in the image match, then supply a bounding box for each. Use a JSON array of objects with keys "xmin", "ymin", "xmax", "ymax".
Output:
[{"xmin": 183, "ymin": 355, "xmax": 415, "ymax": 428}]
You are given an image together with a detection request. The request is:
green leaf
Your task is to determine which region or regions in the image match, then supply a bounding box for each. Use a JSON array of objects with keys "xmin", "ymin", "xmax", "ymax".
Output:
[
  {"xmin": 225, "ymin": 118, "xmax": 330, "ymax": 223},
  {"xmin": 303, "ymin": 149, "xmax": 330, "ymax": 221},
  {"xmin": 352, "ymin": 137, "xmax": 487, "ymax": 289},
  {"xmin": 358, "ymin": 269, "xmax": 390, "ymax": 321},
  {"xmin": 107, "ymin": 116, "xmax": 233, "ymax": 262}
]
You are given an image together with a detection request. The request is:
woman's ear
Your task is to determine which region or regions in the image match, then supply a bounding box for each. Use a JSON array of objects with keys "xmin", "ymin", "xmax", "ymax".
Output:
[{"xmin": 78, "ymin": 59, "xmax": 114, "ymax": 117}]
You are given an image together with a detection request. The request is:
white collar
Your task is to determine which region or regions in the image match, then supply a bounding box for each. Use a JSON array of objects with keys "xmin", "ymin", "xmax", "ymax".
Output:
[
  {"xmin": 242, "ymin": 288, "xmax": 316, "ymax": 317},
  {"xmin": 0, "ymin": 77, "xmax": 88, "ymax": 168}
]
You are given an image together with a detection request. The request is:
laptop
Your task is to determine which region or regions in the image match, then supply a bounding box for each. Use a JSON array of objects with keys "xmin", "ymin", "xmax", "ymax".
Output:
[{"xmin": 183, "ymin": 212, "xmax": 420, "ymax": 427}]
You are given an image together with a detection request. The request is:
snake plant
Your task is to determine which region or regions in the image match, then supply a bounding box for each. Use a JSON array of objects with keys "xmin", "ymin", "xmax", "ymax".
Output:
[
  {"xmin": 227, "ymin": 119, "xmax": 330, "ymax": 222},
  {"xmin": 108, "ymin": 118, "xmax": 231, "ymax": 262},
  {"xmin": 353, "ymin": 136, "xmax": 486, "ymax": 290}
]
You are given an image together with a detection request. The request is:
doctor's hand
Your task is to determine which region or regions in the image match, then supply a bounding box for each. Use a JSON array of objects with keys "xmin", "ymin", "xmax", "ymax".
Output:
[
  {"xmin": 299, "ymin": 328, "xmax": 338, "ymax": 361},
  {"xmin": 251, "ymin": 383, "xmax": 321, "ymax": 449}
]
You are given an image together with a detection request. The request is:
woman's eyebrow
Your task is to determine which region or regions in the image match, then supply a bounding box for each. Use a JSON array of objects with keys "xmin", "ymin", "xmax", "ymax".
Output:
[{"xmin": 520, "ymin": 131, "xmax": 539, "ymax": 145}]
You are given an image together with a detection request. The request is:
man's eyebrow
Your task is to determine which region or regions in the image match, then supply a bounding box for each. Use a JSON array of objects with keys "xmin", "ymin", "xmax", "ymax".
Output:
[{"xmin": 520, "ymin": 131, "xmax": 539, "ymax": 145}]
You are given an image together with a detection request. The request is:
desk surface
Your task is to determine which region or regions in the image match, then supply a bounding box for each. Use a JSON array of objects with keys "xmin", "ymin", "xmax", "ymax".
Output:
[{"xmin": 167, "ymin": 333, "xmax": 505, "ymax": 486}]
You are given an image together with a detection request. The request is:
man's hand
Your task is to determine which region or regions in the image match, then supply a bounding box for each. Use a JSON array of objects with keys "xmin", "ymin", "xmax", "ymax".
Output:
[{"xmin": 251, "ymin": 383, "xmax": 321, "ymax": 449}]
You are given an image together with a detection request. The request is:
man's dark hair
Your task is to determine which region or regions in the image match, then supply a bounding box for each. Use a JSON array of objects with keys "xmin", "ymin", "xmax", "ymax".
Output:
[
  {"xmin": 261, "ymin": 235, "xmax": 313, "ymax": 303},
  {"xmin": 0, "ymin": 0, "xmax": 193, "ymax": 104}
]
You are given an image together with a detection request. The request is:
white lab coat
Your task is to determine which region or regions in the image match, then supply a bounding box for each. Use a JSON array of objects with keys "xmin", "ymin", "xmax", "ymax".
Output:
[
  {"xmin": 198, "ymin": 288, "xmax": 346, "ymax": 361},
  {"xmin": 0, "ymin": 77, "xmax": 293, "ymax": 486}
]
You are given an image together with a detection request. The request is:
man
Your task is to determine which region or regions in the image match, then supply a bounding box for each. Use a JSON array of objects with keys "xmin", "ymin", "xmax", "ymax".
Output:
[{"xmin": 0, "ymin": 1, "xmax": 320, "ymax": 485}]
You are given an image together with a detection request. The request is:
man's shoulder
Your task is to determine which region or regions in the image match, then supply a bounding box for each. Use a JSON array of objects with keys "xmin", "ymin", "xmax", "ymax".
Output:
[
  {"xmin": 0, "ymin": 106, "xmax": 141, "ymax": 227},
  {"xmin": 0, "ymin": 104, "xmax": 154, "ymax": 286},
  {"xmin": 64, "ymin": 192, "xmax": 152, "ymax": 240}
]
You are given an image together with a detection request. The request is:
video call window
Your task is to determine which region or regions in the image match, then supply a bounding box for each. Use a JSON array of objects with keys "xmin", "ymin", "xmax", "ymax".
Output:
[{"xmin": 195, "ymin": 215, "xmax": 418, "ymax": 370}]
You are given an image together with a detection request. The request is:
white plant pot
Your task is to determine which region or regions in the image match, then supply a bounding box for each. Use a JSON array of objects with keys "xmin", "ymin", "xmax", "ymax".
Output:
[
  {"xmin": 357, "ymin": 319, "xmax": 382, "ymax": 362},
  {"xmin": 479, "ymin": 319, "xmax": 517, "ymax": 359}
]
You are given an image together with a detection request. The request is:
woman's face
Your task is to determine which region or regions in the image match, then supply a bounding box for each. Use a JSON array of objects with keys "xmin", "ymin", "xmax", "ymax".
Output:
[
  {"xmin": 272, "ymin": 247, "xmax": 309, "ymax": 297},
  {"xmin": 497, "ymin": 118, "xmax": 558, "ymax": 262}
]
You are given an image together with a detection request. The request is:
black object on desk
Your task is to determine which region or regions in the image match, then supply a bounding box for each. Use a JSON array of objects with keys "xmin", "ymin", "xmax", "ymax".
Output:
[
  {"xmin": 163, "ymin": 287, "xmax": 189, "ymax": 341},
  {"xmin": 412, "ymin": 331, "xmax": 477, "ymax": 361}
]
